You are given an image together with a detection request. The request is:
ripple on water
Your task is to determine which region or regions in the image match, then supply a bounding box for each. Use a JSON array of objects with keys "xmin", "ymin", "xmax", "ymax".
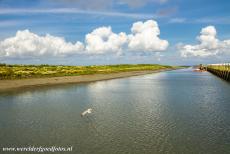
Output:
[{"xmin": 0, "ymin": 69, "xmax": 230, "ymax": 154}]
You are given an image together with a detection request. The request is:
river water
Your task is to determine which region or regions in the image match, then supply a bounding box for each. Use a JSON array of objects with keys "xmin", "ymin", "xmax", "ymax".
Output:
[{"xmin": 0, "ymin": 68, "xmax": 230, "ymax": 154}]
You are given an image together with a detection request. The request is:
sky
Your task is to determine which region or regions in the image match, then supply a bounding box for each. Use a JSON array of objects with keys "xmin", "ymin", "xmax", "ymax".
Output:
[{"xmin": 0, "ymin": 0, "xmax": 230, "ymax": 65}]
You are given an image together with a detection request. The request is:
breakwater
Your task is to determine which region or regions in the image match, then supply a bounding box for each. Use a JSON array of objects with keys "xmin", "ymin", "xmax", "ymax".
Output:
[{"xmin": 207, "ymin": 63, "xmax": 230, "ymax": 81}]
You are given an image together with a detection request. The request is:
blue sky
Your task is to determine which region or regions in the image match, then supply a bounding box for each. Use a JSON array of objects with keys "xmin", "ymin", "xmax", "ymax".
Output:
[{"xmin": 0, "ymin": 0, "xmax": 230, "ymax": 65}]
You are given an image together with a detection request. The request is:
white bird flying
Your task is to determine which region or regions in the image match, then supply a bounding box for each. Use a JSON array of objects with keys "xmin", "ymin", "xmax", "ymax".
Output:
[{"xmin": 81, "ymin": 108, "xmax": 93, "ymax": 117}]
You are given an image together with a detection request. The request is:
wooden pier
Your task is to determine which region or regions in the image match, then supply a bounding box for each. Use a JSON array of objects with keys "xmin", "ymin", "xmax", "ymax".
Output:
[{"xmin": 207, "ymin": 63, "xmax": 230, "ymax": 81}]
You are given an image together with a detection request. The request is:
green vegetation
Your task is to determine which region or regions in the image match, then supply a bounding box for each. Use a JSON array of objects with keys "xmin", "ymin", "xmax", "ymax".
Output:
[
  {"xmin": 0, "ymin": 63, "xmax": 176, "ymax": 80},
  {"xmin": 207, "ymin": 64, "xmax": 230, "ymax": 81},
  {"xmin": 207, "ymin": 64, "xmax": 230, "ymax": 72}
]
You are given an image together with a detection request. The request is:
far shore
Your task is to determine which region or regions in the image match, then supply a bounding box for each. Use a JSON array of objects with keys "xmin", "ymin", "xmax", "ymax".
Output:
[{"xmin": 0, "ymin": 68, "xmax": 176, "ymax": 92}]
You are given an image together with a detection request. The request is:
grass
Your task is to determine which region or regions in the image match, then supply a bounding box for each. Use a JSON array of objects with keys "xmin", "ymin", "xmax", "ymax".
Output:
[
  {"xmin": 207, "ymin": 64, "xmax": 230, "ymax": 72},
  {"xmin": 0, "ymin": 63, "xmax": 177, "ymax": 80}
]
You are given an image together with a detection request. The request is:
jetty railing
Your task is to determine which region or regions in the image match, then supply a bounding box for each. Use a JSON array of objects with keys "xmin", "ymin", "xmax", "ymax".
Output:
[{"xmin": 207, "ymin": 63, "xmax": 230, "ymax": 81}]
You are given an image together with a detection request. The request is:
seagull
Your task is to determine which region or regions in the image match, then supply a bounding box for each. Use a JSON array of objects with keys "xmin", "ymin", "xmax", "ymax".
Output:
[{"xmin": 81, "ymin": 108, "xmax": 93, "ymax": 117}]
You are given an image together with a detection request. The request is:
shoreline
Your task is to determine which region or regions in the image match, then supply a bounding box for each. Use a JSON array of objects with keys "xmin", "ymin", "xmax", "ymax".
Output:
[{"xmin": 0, "ymin": 68, "xmax": 176, "ymax": 92}]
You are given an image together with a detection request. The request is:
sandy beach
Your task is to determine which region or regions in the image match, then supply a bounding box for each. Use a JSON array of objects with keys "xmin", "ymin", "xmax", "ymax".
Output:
[{"xmin": 0, "ymin": 68, "xmax": 174, "ymax": 92}]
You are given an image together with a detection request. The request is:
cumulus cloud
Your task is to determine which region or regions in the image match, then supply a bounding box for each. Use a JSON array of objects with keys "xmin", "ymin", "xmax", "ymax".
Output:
[
  {"xmin": 0, "ymin": 20, "xmax": 168, "ymax": 59},
  {"xmin": 85, "ymin": 20, "xmax": 168, "ymax": 54},
  {"xmin": 0, "ymin": 30, "xmax": 84, "ymax": 58},
  {"xmin": 85, "ymin": 26, "xmax": 127, "ymax": 55},
  {"xmin": 178, "ymin": 26, "xmax": 230, "ymax": 57},
  {"xmin": 128, "ymin": 20, "xmax": 169, "ymax": 52}
]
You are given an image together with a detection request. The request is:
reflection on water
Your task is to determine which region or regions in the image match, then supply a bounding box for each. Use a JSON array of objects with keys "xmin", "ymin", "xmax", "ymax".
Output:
[{"xmin": 0, "ymin": 69, "xmax": 230, "ymax": 154}]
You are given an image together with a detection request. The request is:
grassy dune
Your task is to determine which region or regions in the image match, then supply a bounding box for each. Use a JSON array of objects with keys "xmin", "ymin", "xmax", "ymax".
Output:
[{"xmin": 0, "ymin": 64, "xmax": 176, "ymax": 80}]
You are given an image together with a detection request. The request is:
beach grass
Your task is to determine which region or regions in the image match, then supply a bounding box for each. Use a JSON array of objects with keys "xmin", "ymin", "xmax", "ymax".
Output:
[
  {"xmin": 207, "ymin": 64, "xmax": 230, "ymax": 72},
  {"xmin": 0, "ymin": 64, "xmax": 176, "ymax": 80}
]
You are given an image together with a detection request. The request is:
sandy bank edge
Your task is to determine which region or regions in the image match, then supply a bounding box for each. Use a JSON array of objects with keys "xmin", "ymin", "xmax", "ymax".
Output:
[{"xmin": 0, "ymin": 68, "xmax": 176, "ymax": 92}]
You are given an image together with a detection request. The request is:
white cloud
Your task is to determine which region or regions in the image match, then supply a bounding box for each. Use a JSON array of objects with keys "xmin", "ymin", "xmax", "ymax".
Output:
[
  {"xmin": 85, "ymin": 20, "xmax": 169, "ymax": 54},
  {"xmin": 85, "ymin": 26, "xmax": 127, "ymax": 55},
  {"xmin": 0, "ymin": 20, "xmax": 168, "ymax": 59},
  {"xmin": 0, "ymin": 30, "xmax": 84, "ymax": 58},
  {"xmin": 128, "ymin": 20, "xmax": 169, "ymax": 52},
  {"xmin": 178, "ymin": 26, "xmax": 230, "ymax": 57}
]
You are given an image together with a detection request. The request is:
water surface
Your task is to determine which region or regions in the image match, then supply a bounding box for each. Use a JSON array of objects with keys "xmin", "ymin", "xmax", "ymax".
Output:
[{"xmin": 0, "ymin": 69, "xmax": 230, "ymax": 154}]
